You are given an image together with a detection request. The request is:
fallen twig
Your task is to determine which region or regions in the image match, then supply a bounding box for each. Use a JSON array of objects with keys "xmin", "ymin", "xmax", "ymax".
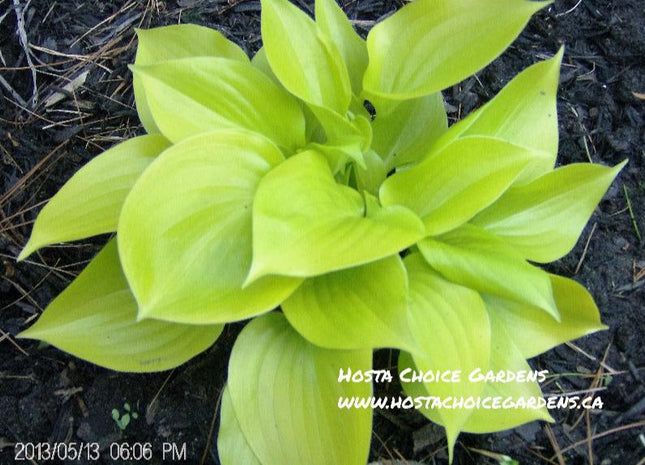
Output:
[
  {"xmin": 553, "ymin": 420, "xmax": 645, "ymax": 459},
  {"xmin": 12, "ymin": 0, "xmax": 39, "ymax": 107},
  {"xmin": 575, "ymin": 222, "xmax": 597, "ymax": 274},
  {"xmin": 545, "ymin": 424, "xmax": 566, "ymax": 465},
  {"xmin": 0, "ymin": 73, "xmax": 28, "ymax": 107}
]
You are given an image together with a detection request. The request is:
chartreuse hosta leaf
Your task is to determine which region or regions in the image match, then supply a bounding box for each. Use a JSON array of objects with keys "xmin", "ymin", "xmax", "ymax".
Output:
[
  {"xmin": 371, "ymin": 93, "xmax": 448, "ymax": 171},
  {"xmin": 418, "ymin": 224, "xmax": 558, "ymax": 319},
  {"xmin": 399, "ymin": 314, "xmax": 553, "ymax": 436},
  {"xmin": 307, "ymin": 104, "xmax": 372, "ymax": 170},
  {"xmin": 222, "ymin": 313, "xmax": 372, "ymax": 465},
  {"xmin": 18, "ymin": 240, "xmax": 223, "ymax": 372},
  {"xmin": 260, "ymin": 0, "xmax": 374, "ymax": 168},
  {"xmin": 315, "ymin": 0, "xmax": 368, "ymax": 94},
  {"xmin": 133, "ymin": 24, "xmax": 248, "ymax": 134},
  {"xmin": 317, "ymin": 103, "xmax": 372, "ymax": 152},
  {"xmin": 135, "ymin": 24, "xmax": 248, "ymax": 64},
  {"xmin": 246, "ymin": 150, "xmax": 426, "ymax": 282},
  {"xmin": 354, "ymin": 149, "xmax": 386, "ymax": 196},
  {"xmin": 471, "ymin": 160, "xmax": 628, "ymax": 263},
  {"xmin": 250, "ymin": 48, "xmax": 326, "ymax": 149},
  {"xmin": 218, "ymin": 387, "xmax": 262, "ymax": 465},
  {"xmin": 403, "ymin": 253, "xmax": 491, "ymax": 460},
  {"xmin": 260, "ymin": 0, "xmax": 351, "ymax": 114},
  {"xmin": 131, "ymin": 57, "xmax": 305, "ymax": 152},
  {"xmin": 432, "ymin": 49, "xmax": 563, "ymax": 184},
  {"xmin": 18, "ymin": 135, "xmax": 170, "ymax": 261},
  {"xmin": 380, "ymin": 136, "xmax": 535, "ymax": 235},
  {"xmin": 363, "ymin": 0, "xmax": 549, "ymax": 99},
  {"xmin": 485, "ymin": 274, "xmax": 606, "ymax": 359},
  {"xmin": 118, "ymin": 130, "xmax": 301, "ymax": 324},
  {"xmin": 282, "ymin": 255, "xmax": 414, "ymax": 351},
  {"xmin": 458, "ymin": 314, "xmax": 553, "ymax": 434},
  {"xmin": 431, "ymin": 48, "xmax": 564, "ymax": 185},
  {"xmin": 251, "ymin": 47, "xmax": 280, "ymax": 86},
  {"xmin": 398, "ymin": 270, "xmax": 579, "ymax": 439}
]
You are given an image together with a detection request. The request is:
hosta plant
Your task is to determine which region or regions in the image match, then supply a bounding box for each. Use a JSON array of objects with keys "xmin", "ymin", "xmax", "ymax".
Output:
[{"xmin": 18, "ymin": 0, "xmax": 625, "ymax": 462}]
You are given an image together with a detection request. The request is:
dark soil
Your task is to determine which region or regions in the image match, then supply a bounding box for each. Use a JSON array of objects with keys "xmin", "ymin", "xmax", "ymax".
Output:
[{"xmin": 1, "ymin": 0, "xmax": 644, "ymax": 464}]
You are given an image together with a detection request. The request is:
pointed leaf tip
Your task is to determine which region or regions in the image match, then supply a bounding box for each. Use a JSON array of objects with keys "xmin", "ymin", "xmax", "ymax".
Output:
[
  {"xmin": 261, "ymin": 0, "xmax": 351, "ymax": 112},
  {"xmin": 282, "ymin": 255, "xmax": 414, "ymax": 351},
  {"xmin": 17, "ymin": 245, "xmax": 33, "ymax": 262},
  {"xmin": 251, "ymin": 150, "xmax": 425, "ymax": 278},
  {"xmin": 118, "ymin": 131, "xmax": 300, "ymax": 325},
  {"xmin": 363, "ymin": 0, "xmax": 552, "ymax": 98},
  {"xmin": 19, "ymin": 239, "xmax": 223, "ymax": 372},
  {"xmin": 472, "ymin": 159, "xmax": 630, "ymax": 263},
  {"xmin": 419, "ymin": 224, "xmax": 559, "ymax": 320},
  {"xmin": 16, "ymin": 134, "xmax": 169, "ymax": 260},
  {"xmin": 242, "ymin": 262, "xmax": 266, "ymax": 288},
  {"xmin": 445, "ymin": 427, "xmax": 459, "ymax": 464}
]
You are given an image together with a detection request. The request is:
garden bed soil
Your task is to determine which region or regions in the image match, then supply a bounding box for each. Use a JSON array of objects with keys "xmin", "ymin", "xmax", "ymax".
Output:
[{"xmin": 1, "ymin": 0, "xmax": 644, "ymax": 463}]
